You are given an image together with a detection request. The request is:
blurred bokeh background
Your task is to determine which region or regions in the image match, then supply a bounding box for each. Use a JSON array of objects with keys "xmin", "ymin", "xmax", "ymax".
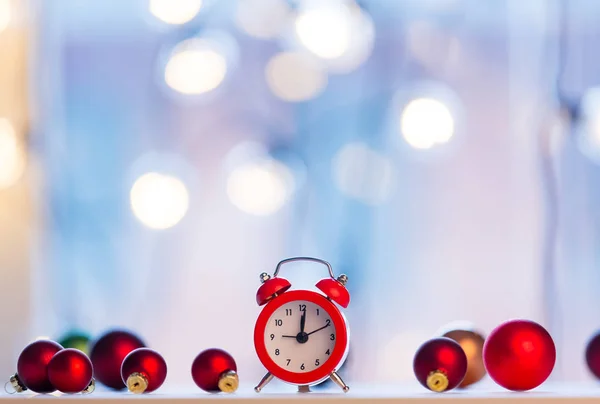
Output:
[{"xmin": 2, "ymin": 0, "xmax": 600, "ymax": 388}]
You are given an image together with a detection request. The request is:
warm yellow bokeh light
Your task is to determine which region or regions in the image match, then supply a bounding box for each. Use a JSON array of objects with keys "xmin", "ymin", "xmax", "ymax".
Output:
[
  {"xmin": 324, "ymin": 2, "xmax": 375, "ymax": 73},
  {"xmin": 0, "ymin": 118, "xmax": 25, "ymax": 190},
  {"xmin": 149, "ymin": 0, "xmax": 203, "ymax": 25},
  {"xmin": 266, "ymin": 51, "xmax": 327, "ymax": 102},
  {"xmin": 401, "ymin": 98, "xmax": 455, "ymax": 150},
  {"xmin": 130, "ymin": 172, "xmax": 189, "ymax": 229},
  {"xmin": 165, "ymin": 40, "xmax": 227, "ymax": 95},
  {"xmin": 295, "ymin": 3, "xmax": 352, "ymax": 59},
  {"xmin": 227, "ymin": 160, "xmax": 294, "ymax": 216},
  {"xmin": 0, "ymin": 0, "xmax": 10, "ymax": 34}
]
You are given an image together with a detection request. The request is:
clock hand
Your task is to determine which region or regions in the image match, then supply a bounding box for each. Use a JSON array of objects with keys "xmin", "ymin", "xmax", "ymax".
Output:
[
  {"xmin": 300, "ymin": 309, "xmax": 307, "ymax": 333},
  {"xmin": 306, "ymin": 322, "xmax": 331, "ymax": 336},
  {"xmin": 281, "ymin": 335, "xmax": 297, "ymax": 338}
]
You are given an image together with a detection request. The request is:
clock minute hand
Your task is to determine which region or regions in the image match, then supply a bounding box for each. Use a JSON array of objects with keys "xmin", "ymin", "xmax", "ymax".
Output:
[
  {"xmin": 306, "ymin": 322, "xmax": 331, "ymax": 336},
  {"xmin": 300, "ymin": 309, "xmax": 306, "ymax": 333}
]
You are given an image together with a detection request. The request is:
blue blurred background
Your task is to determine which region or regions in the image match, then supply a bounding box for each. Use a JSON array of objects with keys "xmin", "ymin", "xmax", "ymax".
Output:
[{"xmin": 1, "ymin": 0, "xmax": 600, "ymax": 388}]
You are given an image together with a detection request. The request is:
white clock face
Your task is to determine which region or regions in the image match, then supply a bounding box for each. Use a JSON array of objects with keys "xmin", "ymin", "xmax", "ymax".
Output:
[{"xmin": 264, "ymin": 300, "xmax": 337, "ymax": 374}]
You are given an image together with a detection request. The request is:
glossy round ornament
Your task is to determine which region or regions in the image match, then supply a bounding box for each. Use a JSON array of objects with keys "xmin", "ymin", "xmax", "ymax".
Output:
[
  {"xmin": 121, "ymin": 348, "xmax": 167, "ymax": 394},
  {"xmin": 413, "ymin": 337, "xmax": 467, "ymax": 392},
  {"xmin": 442, "ymin": 328, "xmax": 486, "ymax": 388},
  {"xmin": 483, "ymin": 319, "xmax": 555, "ymax": 391},
  {"xmin": 585, "ymin": 330, "xmax": 600, "ymax": 379},
  {"xmin": 58, "ymin": 331, "xmax": 91, "ymax": 355},
  {"xmin": 89, "ymin": 329, "xmax": 145, "ymax": 390},
  {"xmin": 47, "ymin": 349, "xmax": 94, "ymax": 394},
  {"xmin": 192, "ymin": 348, "xmax": 238, "ymax": 393},
  {"xmin": 8, "ymin": 339, "xmax": 64, "ymax": 393}
]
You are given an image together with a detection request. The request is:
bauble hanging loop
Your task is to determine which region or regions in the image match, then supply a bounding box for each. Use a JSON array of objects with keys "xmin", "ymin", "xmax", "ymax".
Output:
[
  {"xmin": 191, "ymin": 348, "xmax": 239, "ymax": 393},
  {"xmin": 5, "ymin": 374, "xmax": 25, "ymax": 394},
  {"xmin": 82, "ymin": 379, "xmax": 96, "ymax": 394},
  {"xmin": 126, "ymin": 373, "xmax": 149, "ymax": 394},
  {"xmin": 427, "ymin": 370, "xmax": 449, "ymax": 392}
]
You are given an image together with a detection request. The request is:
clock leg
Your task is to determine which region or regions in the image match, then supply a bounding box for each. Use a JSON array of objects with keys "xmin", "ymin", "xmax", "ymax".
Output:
[
  {"xmin": 254, "ymin": 372, "xmax": 274, "ymax": 393},
  {"xmin": 330, "ymin": 371, "xmax": 349, "ymax": 393},
  {"xmin": 298, "ymin": 385, "xmax": 311, "ymax": 393}
]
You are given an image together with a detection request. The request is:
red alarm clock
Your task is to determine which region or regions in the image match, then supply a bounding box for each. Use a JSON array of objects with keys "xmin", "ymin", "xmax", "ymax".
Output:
[{"xmin": 254, "ymin": 257, "xmax": 350, "ymax": 393}]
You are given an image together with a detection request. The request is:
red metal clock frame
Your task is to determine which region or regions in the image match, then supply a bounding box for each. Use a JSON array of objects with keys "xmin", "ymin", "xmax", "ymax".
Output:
[{"xmin": 254, "ymin": 290, "xmax": 349, "ymax": 386}]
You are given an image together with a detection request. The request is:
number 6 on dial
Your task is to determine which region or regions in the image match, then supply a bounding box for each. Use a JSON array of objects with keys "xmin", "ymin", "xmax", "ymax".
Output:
[{"xmin": 253, "ymin": 257, "xmax": 350, "ymax": 393}]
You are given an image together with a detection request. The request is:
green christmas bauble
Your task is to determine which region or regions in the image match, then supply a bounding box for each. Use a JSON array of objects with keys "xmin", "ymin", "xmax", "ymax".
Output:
[{"xmin": 58, "ymin": 331, "xmax": 91, "ymax": 355}]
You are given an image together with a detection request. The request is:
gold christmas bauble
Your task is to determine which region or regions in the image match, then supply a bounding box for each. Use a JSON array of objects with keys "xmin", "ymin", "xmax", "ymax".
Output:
[{"xmin": 443, "ymin": 329, "xmax": 486, "ymax": 388}]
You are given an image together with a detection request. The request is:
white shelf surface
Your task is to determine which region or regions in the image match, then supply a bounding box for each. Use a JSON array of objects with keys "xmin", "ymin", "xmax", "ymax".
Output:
[{"xmin": 1, "ymin": 383, "xmax": 600, "ymax": 403}]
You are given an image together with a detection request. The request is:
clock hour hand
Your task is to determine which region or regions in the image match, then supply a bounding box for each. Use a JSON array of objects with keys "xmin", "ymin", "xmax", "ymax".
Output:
[
  {"xmin": 281, "ymin": 335, "xmax": 297, "ymax": 338},
  {"xmin": 306, "ymin": 322, "xmax": 331, "ymax": 336}
]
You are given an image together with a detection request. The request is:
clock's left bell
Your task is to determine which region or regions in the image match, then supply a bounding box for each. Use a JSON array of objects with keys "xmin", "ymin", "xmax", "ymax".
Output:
[{"xmin": 256, "ymin": 273, "xmax": 292, "ymax": 306}]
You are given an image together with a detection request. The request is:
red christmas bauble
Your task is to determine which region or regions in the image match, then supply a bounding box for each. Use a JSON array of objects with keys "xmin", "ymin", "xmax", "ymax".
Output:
[
  {"xmin": 89, "ymin": 330, "xmax": 145, "ymax": 390},
  {"xmin": 585, "ymin": 331, "xmax": 600, "ymax": 379},
  {"xmin": 121, "ymin": 348, "xmax": 167, "ymax": 394},
  {"xmin": 483, "ymin": 319, "xmax": 555, "ymax": 391},
  {"xmin": 47, "ymin": 348, "xmax": 93, "ymax": 394},
  {"xmin": 16, "ymin": 340, "xmax": 63, "ymax": 393},
  {"xmin": 191, "ymin": 348, "xmax": 238, "ymax": 393},
  {"xmin": 413, "ymin": 337, "xmax": 467, "ymax": 392}
]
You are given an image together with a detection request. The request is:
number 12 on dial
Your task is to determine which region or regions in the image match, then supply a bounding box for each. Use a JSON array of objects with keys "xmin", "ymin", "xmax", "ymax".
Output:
[{"xmin": 254, "ymin": 257, "xmax": 350, "ymax": 393}]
